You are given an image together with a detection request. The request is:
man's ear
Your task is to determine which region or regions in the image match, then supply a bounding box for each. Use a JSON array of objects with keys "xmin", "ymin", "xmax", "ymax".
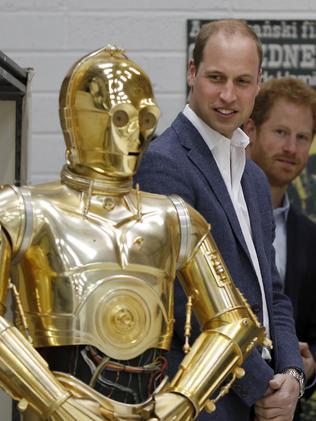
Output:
[
  {"xmin": 187, "ymin": 59, "xmax": 197, "ymax": 88},
  {"xmin": 244, "ymin": 118, "xmax": 256, "ymax": 140},
  {"xmin": 244, "ymin": 119, "xmax": 257, "ymax": 158},
  {"xmin": 256, "ymin": 68, "xmax": 262, "ymax": 95}
]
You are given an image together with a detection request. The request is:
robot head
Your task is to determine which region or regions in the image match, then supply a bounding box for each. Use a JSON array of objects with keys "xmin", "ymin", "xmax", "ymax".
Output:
[{"xmin": 59, "ymin": 46, "xmax": 160, "ymax": 178}]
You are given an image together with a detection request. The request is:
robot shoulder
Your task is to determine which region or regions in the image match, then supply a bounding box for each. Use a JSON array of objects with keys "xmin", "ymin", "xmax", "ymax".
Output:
[
  {"xmin": 167, "ymin": 194, "xmax": 210, "ymax": 267},
  {"xmin": 0, "ymin": 182, "xmax": 62, "ymax": 255},
  {"xmin": 0, "ymin": 185, "xmax": 26, "ymax": 255}
]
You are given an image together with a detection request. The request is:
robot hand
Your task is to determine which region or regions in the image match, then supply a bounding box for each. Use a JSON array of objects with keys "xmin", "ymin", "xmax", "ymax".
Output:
[
  {"xmin": 17, "ymin": 396, "xmax": 105, "ymax": 421},
  {"xmin": 0, "ymin": 317, "xmax": 107, "ymax": 421},
  {"xmin": 147, "ymin": 392, "xmax": 194, "ymax": 421}
]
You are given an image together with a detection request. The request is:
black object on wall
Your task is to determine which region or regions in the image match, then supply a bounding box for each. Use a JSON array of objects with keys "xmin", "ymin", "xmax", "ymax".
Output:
[{"xmin": 0, "ymin": 51, "xmax": 29, "ymax": 186}]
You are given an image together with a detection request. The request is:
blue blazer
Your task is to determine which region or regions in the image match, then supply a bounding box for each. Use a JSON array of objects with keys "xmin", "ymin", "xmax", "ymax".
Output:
[{"xmin": 135, "ymin": 113, "xmax": 303, "ymax": 420}]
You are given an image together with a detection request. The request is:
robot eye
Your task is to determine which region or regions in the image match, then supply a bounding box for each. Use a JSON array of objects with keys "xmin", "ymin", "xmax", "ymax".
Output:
[
  {"xmin": 139, "ymin": 110, "xmax": 156, "ymax": 130},
  {"xmin": 113, "ymin": 110, "xmax": 129, "ymax": 127}
]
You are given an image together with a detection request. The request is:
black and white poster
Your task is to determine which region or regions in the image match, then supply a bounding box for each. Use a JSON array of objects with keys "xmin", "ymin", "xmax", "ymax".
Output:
[{"xmin": 187, "ymin": 19, "xmax": 316, "ymax": 87}]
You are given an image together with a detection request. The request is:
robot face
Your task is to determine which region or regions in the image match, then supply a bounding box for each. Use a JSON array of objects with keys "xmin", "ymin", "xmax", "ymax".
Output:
[
  {"xmin": 59, "ymin": 46, "xmax": 160, "ymax": 178},
  {"xmin": 110, "ymin": 101, "xmax": 159, "ymax": 156}
]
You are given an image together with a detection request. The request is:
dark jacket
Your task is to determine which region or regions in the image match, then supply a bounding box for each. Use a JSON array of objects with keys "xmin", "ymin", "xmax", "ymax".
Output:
[{"xmin": 285, "ymin": 206, "xmax": 316, "ymax": 411}]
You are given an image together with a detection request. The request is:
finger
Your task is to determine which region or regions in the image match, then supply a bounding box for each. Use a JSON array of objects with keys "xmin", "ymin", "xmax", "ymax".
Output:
[
  {"xmin": 269, "ymin": 376, "xmax": 284, "ymax": 390},
  {"xmin": 255, "ymin": 404, "xmax": 283, "ymax": 419},
  {"xmin": 263, "ymin": 386, "xmax": 274, "ymax": 397},
  {"xmin": 299, "ymin": 342, "xmax": 309, "ymax": 355}
]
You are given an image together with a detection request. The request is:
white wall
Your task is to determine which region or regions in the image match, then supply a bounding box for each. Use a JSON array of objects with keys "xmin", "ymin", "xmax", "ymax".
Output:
[
  {"xmin": 0, "ymin": 0, "xmax": 315, "ymax": 185},
  {"xmin": 0, "ymin": 0, "xmax": 316, "ymax": 418}
]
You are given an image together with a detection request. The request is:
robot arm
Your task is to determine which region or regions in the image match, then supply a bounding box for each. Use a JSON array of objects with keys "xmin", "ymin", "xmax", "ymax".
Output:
[
  {"xmin": 150, "ymin": 198, "xmax": 269, "ymax": 420},
  {"xmin": 0, "ymin": 226, "xmax": 11, "ymax": 316},
  {"xmin": 168, "ymin": 230, "xmax": 268, "ymax": 416},
  {"xmin": 0, "ymin": 223, "xmax": 105, "ymax": 420},
  {"xmin": 0, "ymin": 317, "xmax": 106, "ymax": 420}
]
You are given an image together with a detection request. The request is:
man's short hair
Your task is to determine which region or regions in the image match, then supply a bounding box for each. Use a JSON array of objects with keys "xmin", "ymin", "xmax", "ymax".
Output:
[
  {"xmin": 251, "ymin": 77, "xmax": 316, "ymax": 135},
  {"xmin": 192, "ymin": 19, "xmax": 263, "ymax": 70}
]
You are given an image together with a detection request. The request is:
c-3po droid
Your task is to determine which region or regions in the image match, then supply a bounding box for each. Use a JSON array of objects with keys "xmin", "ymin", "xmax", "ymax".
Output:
[{"xmin": 0, "ymin": 45, "xmax": 269, "ymax": 420}]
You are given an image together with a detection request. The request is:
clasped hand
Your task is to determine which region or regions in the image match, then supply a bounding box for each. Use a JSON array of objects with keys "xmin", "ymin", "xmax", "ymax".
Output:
[{"xmin": 254, "ymin": 373, "xmax": 299, "ymax": 421}]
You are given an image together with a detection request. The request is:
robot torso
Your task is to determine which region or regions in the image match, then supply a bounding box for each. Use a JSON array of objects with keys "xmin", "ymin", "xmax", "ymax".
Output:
[{"xmin": 0, "ymin": 182, "xmax": 206, "ymax": 361}]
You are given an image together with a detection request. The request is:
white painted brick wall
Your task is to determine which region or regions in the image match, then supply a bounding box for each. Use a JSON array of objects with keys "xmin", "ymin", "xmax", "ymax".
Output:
[
  {"xmin": 0, "ymin": 0, "xmax": 314, "ymax": 184},
  {"xmin": 0, "ymin": 0, "xmax": 316, "ymax": 415}
]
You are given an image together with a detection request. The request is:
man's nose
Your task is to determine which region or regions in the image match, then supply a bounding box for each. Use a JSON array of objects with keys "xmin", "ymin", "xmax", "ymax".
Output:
[
  {"xmin": 219, "ymin": 81, "xmax": 237, "ymax": 103},
  {"xmin": 283, "ymin": 135, "xmax": 297, "ymax": 154}
]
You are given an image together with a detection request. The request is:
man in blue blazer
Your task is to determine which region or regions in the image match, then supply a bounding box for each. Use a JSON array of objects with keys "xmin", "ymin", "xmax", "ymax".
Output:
[
  {"xmin": 245, "ymin": 77, "xmax": 316, "ymax": 420},
  {"xmin": 135, "ymin": 20, "xmax": 304, "ymax": 420}
]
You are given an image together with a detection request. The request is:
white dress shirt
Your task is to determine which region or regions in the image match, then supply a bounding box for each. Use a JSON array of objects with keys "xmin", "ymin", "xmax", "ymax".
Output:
[
  {"xmin": 273, "ymin": 195, "xmax": 290, "ymax": 285},
  {"xmin": 183, "ymin": 105, "xmax": 271, "ymax": 357}
]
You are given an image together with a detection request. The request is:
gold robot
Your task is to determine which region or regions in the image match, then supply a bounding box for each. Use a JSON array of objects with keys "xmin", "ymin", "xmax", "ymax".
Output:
[{"xmin": 0, "ymin": 46, "xmax": 269, "ymax": 420}]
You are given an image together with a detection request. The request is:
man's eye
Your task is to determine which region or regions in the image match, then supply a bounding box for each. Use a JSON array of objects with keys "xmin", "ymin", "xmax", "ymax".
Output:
[
  {"xmin": 297, "ymin": 133, "xmax": 311, "ymax": 143},
  {"xmin": 237, "ymin": 79, "xmax": 250, "ymax": 86},
  {"xmin": 139, "ymin": 111, "xmax": 156, "ymax": 130},
  {"xmin": 113, "ymin": 110, "xmax": 129, "ymax": 127},
  {"xmin": 208, "ymin": 74, "xmax": 222, "ymax": 82},
  {"xmin": 275, "ymin": 129, "xmax": 287, "ymax": 137}
]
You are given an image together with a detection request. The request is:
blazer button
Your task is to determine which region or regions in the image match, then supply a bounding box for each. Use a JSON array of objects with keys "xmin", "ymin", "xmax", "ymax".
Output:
[{"xmin": 251, "ymin": 304, "xmax": 260, "ymax": 314}]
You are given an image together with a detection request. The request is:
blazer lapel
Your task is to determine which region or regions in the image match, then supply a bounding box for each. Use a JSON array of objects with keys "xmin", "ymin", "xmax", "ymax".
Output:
[
  {"xmin": 242, "ymin": 168, "xmax": 272, "ymax": 295},
  {"xmin": 173, "ymin": 113, "xmax": 251, "ymax": 261}
]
